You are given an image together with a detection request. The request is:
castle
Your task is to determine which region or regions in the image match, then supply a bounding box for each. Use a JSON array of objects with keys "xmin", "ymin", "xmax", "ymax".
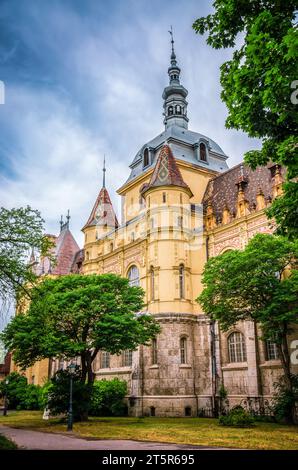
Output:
[{"xmin": 17, "ymin": 37, "xmax": 297, "ymax": 417}]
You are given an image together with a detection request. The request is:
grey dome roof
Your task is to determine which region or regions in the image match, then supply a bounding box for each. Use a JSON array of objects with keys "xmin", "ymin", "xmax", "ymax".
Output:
[{"xmin": 126, "ymin": 125, "xmax": 229, "ymax": 184}]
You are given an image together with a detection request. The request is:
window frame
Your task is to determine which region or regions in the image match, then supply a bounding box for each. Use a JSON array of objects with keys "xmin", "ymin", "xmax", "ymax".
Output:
[
  {"xmin": 127, "ymin": 265, "xmax": 140, "ymax": 287},
  {"xmin": 180, "ymin": 336, "xmax": 187, "ymax": 364},
  {"xmin": 228, "ymin": 332, "xmax": 247, "ymax": 363}
]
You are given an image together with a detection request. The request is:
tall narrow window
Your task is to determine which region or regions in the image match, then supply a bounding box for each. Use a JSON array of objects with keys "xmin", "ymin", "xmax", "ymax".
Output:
[
  {"xmin": 143, "ymin": 148, "xmax": 149, "ymax": 167},
  {"xmin": 177, "ymin": 216, "xmax": 183, "ymax": 228},
  {"xmin": 266, "ymin": 340, "xmax": 279, "ymax": 360},
  {"xmin": 179, "ymin": 264, "xmax": 185, "ymax": 299},
  {"xmin": 200, "ymin": 143, "xmax": 207, "ymax": 162},
  {"xmin": 175, "ymin": 105, "xmax": 182, "ymax": 115},
  {"xmin": 150, "ymin": 266, "xmax": 155, "ymax": 301},
  {"xmin": 128, "ymin": 265, "xmax": 140, "ymax": 287},
  {"xmin": 180, "ymin": 337, "xmax": 187, "ymax": 364},
  {"xmin": 162, "ymin": 192, "xmax": 166, "ymax": 203},
  {"xmin": 122, "ymin": 350, "xmax": 133, "ymax": 367},
  {"xmin": 168, "ymin": 106, "xmax": 173, "ymax": 116},
  {"xmin": 152, "ymin": 338, "xmax": 158, "ymax": 365},
  {"xmin": 228, "ymin": 332, "xmax": 247, "ymax": 363},
  {"xmin": 150, "ymin": 218, "xmax": 154, "ymax": 229},
  {"xmin": 101, "ymin": 351, "xmax": 110, "ymax": 368}
]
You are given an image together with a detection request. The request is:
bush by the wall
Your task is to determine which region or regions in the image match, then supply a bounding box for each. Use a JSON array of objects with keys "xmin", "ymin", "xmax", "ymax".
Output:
[
  {"xmin": 89, "ymin": 378, "xmax": 127, "ymax": 417},
  {"xmin": 273, "ymin": 374, "xmax": 298, "ymax": 424},
  {"xmin": 0, "ymin": 372, "xmax": 42, "ymax": 410},
  {"xmin": 219, "ymin": 405, "xmax": 255, "ymax": 427}
]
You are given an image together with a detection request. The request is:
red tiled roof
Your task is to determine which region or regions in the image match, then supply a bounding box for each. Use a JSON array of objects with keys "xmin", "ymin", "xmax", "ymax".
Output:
[
  {"xmin": 83, "ymin": 187, "xmax": 119, "ymax": 230},
  {"xmin": 202, "ymin": 162, "xmax": 285, "ymax": 221},
  {"xmin": 142, "ymin": 144, "xmax": 192, "ymax": 195}
]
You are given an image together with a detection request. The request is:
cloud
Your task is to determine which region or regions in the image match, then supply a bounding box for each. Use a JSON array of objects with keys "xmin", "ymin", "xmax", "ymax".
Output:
[{"xmin": 0, "ymin": 0, "xmax": 262, "ymax": 247}]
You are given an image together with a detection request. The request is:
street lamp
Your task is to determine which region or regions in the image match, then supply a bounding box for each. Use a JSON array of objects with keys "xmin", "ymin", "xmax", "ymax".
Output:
[
  {"xmin": 67, "ymin": 362, "xmax": 76, "ymax": 432},
  {"xmin": 3, "ymin": 378, "xmax": 9, "ymax": 416}
]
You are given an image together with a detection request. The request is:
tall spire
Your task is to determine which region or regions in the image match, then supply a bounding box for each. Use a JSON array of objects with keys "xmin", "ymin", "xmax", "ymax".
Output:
[
  {"xmin": 102, "ymin": 155, "xmax": 106, "ymax": 188},
  {"xmin": 162, "ymin": 28, "xmax": 189, "ymax": 130}
]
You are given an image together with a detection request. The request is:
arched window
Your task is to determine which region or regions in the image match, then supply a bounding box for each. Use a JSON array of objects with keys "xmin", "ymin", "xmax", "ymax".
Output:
[
  {"xmin": 179, "ymin": 264, "xmax": 185, "ymax": 299},
  {"xmin": 200, "ymin": 143, "xmax": 207, "ymax": 162},
  {"xmin": 228, "ymin": 332, "xmax": 247, "ymax": 363},
  {"xmin": 180, "ymin": 337, "xmax": 187, "ymax": 364},
  {"xmin": 101, "ymin": 351, "xmax": 110, "ymax": 368},
  {"xmin": 128, "ymin": 265, "xmax": 140, "ymax": 287},
  {"xmin": 150, "ymin": 266, "xmax": 155, "ymax": 301},
  {"xmin": 152, "ymin": 338, "xmax": 158, "ymax": 364},
  {"xmin": 266, "ymin": 340, "xmax": 279, "ymax": 360},
  {"xmin": 143, "ymin": 148, "xmax": 149, "ymax": 167},
  {"xmin": 122, "ymin": 350, "xmax": 133, "ymax": 367},
  {"xmin": 175, "ymin": 105, "xmax": 182, "ymax": 115},
  {"xmin": 86, "ymin": 251, "xmax": 90, "ymax": 261},
  {"xmin": 168, "ymin": 106, "xmax": 173, "ymax": 116}
]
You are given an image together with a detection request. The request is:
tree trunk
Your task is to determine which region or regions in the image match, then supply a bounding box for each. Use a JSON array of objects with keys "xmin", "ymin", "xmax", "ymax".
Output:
[{"xmin": 78, "ymin": 351, "xmax": 95, "ymax": 422}]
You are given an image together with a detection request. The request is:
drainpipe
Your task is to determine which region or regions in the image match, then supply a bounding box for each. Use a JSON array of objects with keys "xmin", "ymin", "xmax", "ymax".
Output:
[{"xmin": 206, "ymin": 235, "xmax": 219, "ymax": 415}]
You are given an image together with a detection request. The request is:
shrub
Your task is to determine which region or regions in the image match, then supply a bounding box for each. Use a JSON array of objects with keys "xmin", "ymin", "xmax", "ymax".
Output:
[
  {"xmin": 219, "ymin": 405, "xmax": 255, "ymax": 428},
  {"xmin": 45, "ymin": 367, "xmax": 91, "ymax": 421},
  {"xmin": 0, "ymin": 372, "xmax": 42, "ymax": 410},
  {"xmin": 272, "ymin": 374, "xmax": 298, "ymax": 424},
  {"xmin": 90, "ymin": 378, "xmax": 127, "ymax": 416}
]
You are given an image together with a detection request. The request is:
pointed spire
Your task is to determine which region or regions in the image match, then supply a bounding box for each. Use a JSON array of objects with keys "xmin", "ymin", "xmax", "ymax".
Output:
[
  {"xmin": 168, "ymin": 26, "xmax": 176, "ymax": 66},
  {"xmin": 102, "ymin": 155, "xmax": 106, "ymax": 188},
  {"xmin": 60, "ymin": 215, "xmax": 63, "ymax": 232},
  {"xmin": 141, "ymin": 144, "xmax": 193, "ymax": 196},
  {"xmin": 66, "ymin": 209, "xmax": 70, "ymax": 228},
  {"xmin": 163, "ymin": 29, "xmax": 189, "ymax": 130}
]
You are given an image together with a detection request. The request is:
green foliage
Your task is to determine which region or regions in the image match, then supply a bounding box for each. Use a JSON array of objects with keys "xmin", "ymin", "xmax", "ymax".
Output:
[
  {"xmin": 273, "ymin": 374, "xmax": 298, "ymax": 424},
  {"xmin": 89, "ymin": 379, "xmax": 127, "ymax": 417},
  {"xmin": 0, "ymin": 372, "xmax": 42, "ymax": 410},
  {"xmin": 193, "ymin": 1, "xmax": 298, "ymax": 238},
  {"xmin": 0, "ymin": 206, "xmax": 53, "ymax": 302},
  {"xmin": 219, "ymin": 384, "xmax": 227, "ymax": 400},
  {"xmin": 197, "ymin": 233, "xmax": 298, "ymax": 421},
  {"xmin": 1, "ymin": 274, "xmax": 160, "ymax": 386},
  {"xmin": 0, "ymin": 435, "xmax": 18, "ymax": 450},
  {"xmin": 45, "ymin": 367, "xmax": 91, "ymax": 420},
  {"xmin": 198, "ymin": 234, "xmax": 298, "ymax": 338},
  {"xmin": 219, "ymin": 406, "xmax": 255, "ymax": 428}
]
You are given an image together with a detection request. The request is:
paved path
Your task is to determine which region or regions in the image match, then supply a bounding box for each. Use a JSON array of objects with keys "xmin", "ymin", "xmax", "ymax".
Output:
[{"xmin": 0, "ymin": 425, "xmax": 227, "ymax": 450}]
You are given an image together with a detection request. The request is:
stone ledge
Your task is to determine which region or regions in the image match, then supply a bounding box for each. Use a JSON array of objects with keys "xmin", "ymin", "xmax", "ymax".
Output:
[
  {"xmin": 179, "ymin": 364, "xmax": 192, "ymax": 369},
  {"xmin": 95, "ymin": 367, "xmax": 132, "ymax": 375},
  {"xmin": 222, "ymin": 363, "xmax": 248, "ymax": 371}
]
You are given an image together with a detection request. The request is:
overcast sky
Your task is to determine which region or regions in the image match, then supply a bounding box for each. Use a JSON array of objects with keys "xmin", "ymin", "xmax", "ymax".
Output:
[{"xmin": 0, "ymin": 0, "xmax": 261, "ymax": 246}]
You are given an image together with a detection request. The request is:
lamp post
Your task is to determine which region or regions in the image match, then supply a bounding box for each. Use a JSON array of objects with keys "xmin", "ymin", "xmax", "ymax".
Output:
[
  {"xmin": 67, "ymin": 362, "xmax": 76, "ymax": 431},
  {"xmin": 3, "ymin": 378, "xmax": 9, "ymax": 416}
]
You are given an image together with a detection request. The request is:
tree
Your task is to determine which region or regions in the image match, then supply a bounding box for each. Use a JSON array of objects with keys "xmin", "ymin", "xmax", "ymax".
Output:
[
  {"xmin": 0, "ymin": 206, "xmax": 53, "ymax": 302},
  {"xmin": 197, "ymin": 234, "xmax": 298, "ymax": 419},
  {"xmin": 1, "ymin": 274, "xmax": 160, "ymax": 387},
  {"xmin": 193, "ymin": 1, "xmax": 298, "ymax": 239}
]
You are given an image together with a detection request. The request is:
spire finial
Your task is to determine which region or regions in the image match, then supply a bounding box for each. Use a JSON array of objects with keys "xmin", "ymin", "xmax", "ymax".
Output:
[
  {"xmin": 66, "ymin": 209, "xmax": 70, "ymax": 228},
  {"xmin": 102, "ymin": 155, "xmax": 106, "ymax": 188},
  {"xmin": 168, "ymin": 26, "xmax": 176, "ymax": 63},
  {"xmin": 60, "ymin": 215, "xmax": 63, "ymax": 232}
]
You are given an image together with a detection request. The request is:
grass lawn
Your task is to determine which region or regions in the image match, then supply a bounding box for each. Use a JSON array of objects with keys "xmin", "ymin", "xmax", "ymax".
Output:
[
  {"xmin": 0, "ymin": 434, "xmax": 18, "ymax": 450},
  {"xmin": 0, "ymin": 411, "xmax": 297, "ymax": 450}
]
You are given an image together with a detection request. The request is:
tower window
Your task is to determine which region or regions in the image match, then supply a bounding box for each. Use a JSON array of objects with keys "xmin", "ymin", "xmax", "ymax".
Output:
[
  {"xmin": 180, "ymin": 337, "xmax": 187, "ymax": 364},
  {"xmin": 128, "ymin": 265, "xmax": 140, "ymax": 287},
  {"xmin": 101, "ymin": 351, "xmax": 110, "ymax": 368},
  {"xmin": 168, "ymin": 106, "xmax": 173, "ymax": 116},
  {"xmin": 143, "ymin": 148, "xmax": 149, "ymax": 167},
  {"xmin": 200, "ymin": 143, "xmax": 207, "ymax": 162},
  {"xmin": 179, "ymin": 264, "xmax": 185, "ymax": 299},
  {"xmin": 175, "ymin": 105, "xmax": 181, "ymax": 115},
  {"xmin": 228, "ymin": 332, "xmax": 247, "ymax": 363},
  {"xmin": 162, "ymin": 192, "xmax": 166, "ymax": 203},
  {"xmin": 150, "ymin": 266, "xmax": 155, "ymax": 301},
  {"xmin": 266, "ymin": 340, "xmax": 279, "ymax": 361},
  {"xmin": 177, "ymin": 216, "xmax": 183, "ymax": 228},
  {"xmin": 122, "ymin": 350, "xmax": 133, "ymax": 367},
  {"xmin": 152, "ymin": 338, "xmax": 158, "ymax": 364}
]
